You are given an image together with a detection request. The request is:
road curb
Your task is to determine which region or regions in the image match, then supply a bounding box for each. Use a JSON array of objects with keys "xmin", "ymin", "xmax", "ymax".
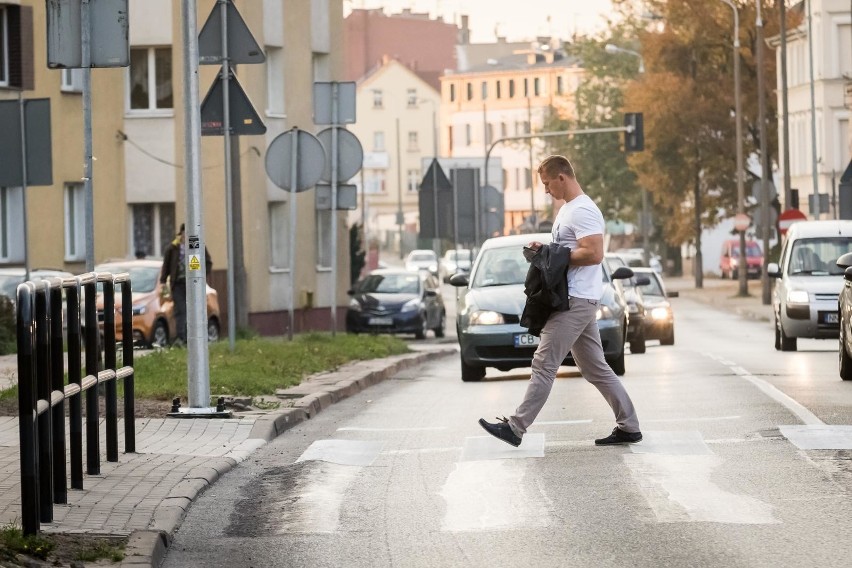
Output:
[{"xmin": 132, "ymin": 347, "xmax": 455, "ymax": 567}]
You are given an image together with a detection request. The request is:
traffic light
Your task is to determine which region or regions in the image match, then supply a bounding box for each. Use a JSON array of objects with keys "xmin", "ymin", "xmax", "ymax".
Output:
[{"xmin": 624, "ymin": 112, "xmax": 644, "ymax": 153}]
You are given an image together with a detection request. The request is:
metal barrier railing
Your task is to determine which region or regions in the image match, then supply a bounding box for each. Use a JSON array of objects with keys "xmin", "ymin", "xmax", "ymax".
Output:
[{"xmin": 16, "ymin": 272, "xmax": 136, "ymax": 535}]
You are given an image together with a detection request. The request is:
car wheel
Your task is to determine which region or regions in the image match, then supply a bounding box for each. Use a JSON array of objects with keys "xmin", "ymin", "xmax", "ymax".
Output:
[
  {"xmin": 660, "ymin": 325, "xmax": 675, "ymax": 346},
  {"xmin": 840, "ymin": 323, "xmax": 852, "ymax": 380},
  {"xmin": 629, "ymin": 327, "xmax": 646, "ymax": 354},
  {"xmin": 461, "ymin": 356, "xmax": 485, "ymax": 382},
  {"xmin": 151, "ymin": 319, "xmax": 169, "ymax": 348},
  {"xmin": 433, "ymin": 311, "xmax": 446, "ymax": 338},
  {"xmin": 207, "ymin": 317, "xmax": 220, "ymax": 342},
  {"xmin": 414, "ymin": 314, "xmax": 427, "ymax": 340},
  {"xmin": 778, "ymin": 316, "xmax": 797, "ymax": 351},
  {"xmin": 774, "ymin": 315, "xmax": 781, "ymax": 350}
]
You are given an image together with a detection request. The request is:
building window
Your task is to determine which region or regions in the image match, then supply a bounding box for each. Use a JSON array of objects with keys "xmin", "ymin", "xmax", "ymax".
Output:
[
  {"xmin": 481, "ymin": 81, "xmax": 487, "ymax": 100},
  {"xmin": 129, "ymin": 47, "xmax": 173, "ymax": 111},
  {"xmin": 372, "ymin": 89, "xmax": 383, "ymax": 108},
  {"xmin": 509, "ymin": 79, "xmax": 515, "ymax": 98},
  {"xmin": 449, "ymin": 83, "xmax": 455, "ymax": 102},
  {"xmin": 130, "ymin": 202, "xmax": 175, "ymax": 258},
  {"xmin": 317, "ymin": 210, "xmax": 332, "ymax": 268},
  {"xmin": 407, "ymin": 88, "xmax": 417, "ymax": 107},
  {"xmin": 534, "ymin": 77, "xmax": 541, "ymax": 96},
  {"xmin": 266, "ymin": 46, "xmax": 285, "ymax": 115},
  {"xmin": 465, "ymin": 124, "xmax": 472, "ymax": 146},
  {"xmin": 524, "ymin": 78, "xmax": 529, "ymax": 97},
  {"xmin": 556, "ymin": 75, "xmax": 564, "ymax": 95},
  {"xmin": 408, "ymin": 131, "xmax": 418, "ymax": 151},
  {"xmin": 0, "ymin": 186, "xmax": 24, "ymax": 262},
  {"xmin": 485, "ymin": 123, "xmax": 493, "ymax": 146},
  {"xmin": 365, "ymin": 170, "xmax": 386, "ymax": 193},
  {"xmin": 447, "ymin": 125, "xmax": 453, "ymax": 153},
  {"xmin": 269, "ymin": 201, "xmax": 290, "ymax": 269},
  {"xmin": 407, "ymin": 169, "xmax": 420, "ymax": 192},
  {"xmin": 61, "ymin": 68, "xmax": 83, "ymax": 93},
  {"xmin": 65, "ymin": 183, "xmax": 86, "ymax": 261},
  {"xmin": 501, "ymin": 122, "xmax": 507, "ymax": 138},
  {"xmin": 496, "ymin": 81, "xmax": 502, "ymax": 99},
  {"xmin": 466, "ymin": 82, "xmax": 473, "ymax": 101},
  {"xmin": 373, "ymin": 131, "xmax": 385, "ymax": 151},
  {"xmin": 0, "ymin": 6, "xmax": 7, "ymax": 87}
]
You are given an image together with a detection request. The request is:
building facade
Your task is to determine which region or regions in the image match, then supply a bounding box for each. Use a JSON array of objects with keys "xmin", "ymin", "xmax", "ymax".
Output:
[{"xmin": 0, "ymin": 0, "xmax": 350, "ymax": 335}]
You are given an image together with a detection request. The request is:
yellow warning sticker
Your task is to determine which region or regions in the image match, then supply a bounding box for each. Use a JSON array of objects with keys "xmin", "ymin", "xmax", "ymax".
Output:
[{"xmin": 189, "ymin": 255, "xmax": 201, "ymax": 271}]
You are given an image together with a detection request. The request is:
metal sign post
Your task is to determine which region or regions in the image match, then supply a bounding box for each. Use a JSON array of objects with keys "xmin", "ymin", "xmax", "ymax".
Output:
[{"xmin": 219, "ymin": 0, "xmax": 236, "ymax": 352}]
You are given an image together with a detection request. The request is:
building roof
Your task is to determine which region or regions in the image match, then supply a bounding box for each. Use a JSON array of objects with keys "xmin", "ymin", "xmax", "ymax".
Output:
[{"xmin": 449, "ymin": 50, "xmax": 580, "ymax": 77}]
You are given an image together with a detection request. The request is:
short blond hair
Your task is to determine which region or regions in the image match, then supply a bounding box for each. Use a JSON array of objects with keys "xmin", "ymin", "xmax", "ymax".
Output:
[{"xmin": 538, "ymin": 155, "xmax": 576, "ymax": 179}]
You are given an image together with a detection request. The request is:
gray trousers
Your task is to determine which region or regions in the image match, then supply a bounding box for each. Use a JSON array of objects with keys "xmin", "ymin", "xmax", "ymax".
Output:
[{"xmin": 509, "ymin": 298, "xmax": 641, "ymax": 437}]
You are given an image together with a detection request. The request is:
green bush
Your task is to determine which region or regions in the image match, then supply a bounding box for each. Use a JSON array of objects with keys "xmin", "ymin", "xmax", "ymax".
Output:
[{"xmin": 0, "ymin": 297, "xmax": 15, "ymax": 356}]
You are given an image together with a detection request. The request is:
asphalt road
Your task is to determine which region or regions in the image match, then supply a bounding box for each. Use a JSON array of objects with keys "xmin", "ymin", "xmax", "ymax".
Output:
[{"xmin": 162, "ymin": 293, "xmax": 852, "ymax": 568}]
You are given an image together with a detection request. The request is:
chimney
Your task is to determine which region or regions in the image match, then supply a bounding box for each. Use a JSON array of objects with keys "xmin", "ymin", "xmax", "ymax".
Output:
[{"xmin": 459, "ymin": 15, "xmax": 470, "ymax": 45}]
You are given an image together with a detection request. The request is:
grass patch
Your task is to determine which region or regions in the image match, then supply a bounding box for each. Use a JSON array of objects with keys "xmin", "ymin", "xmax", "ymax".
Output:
[
  {"xmin": 126, "ymin": 332, "xmax": 410, "ymax": 400},
  {"xmin": 0, "ymin": 523, "xmax": 53, "ymax": 560},
  {"xmin": 0, "ymin": 385, "xmax": 16, "ymax": 402},
  {"xmin": 0, "ymin": 523, "xmax": 126, "ymax": 565}
]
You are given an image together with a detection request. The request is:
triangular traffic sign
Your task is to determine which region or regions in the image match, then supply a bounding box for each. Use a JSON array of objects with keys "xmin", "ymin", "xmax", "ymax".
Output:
[
  {"xmin": 420, "ymin": 158, "xmax": 452, "ymax": 192},
  {"xmin": 199, "ymin": 0, "xmax": 265, "ymax": 65},
  {"xmin": 200, "ymin": 70, "xmax": 266, "ymax": 136}
]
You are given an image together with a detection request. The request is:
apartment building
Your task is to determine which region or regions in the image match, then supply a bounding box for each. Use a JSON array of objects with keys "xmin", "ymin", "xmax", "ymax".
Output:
[
  {"xmin": 0, "ymin": 0, "xmax": 348, "ymax": 335},
  {"xmin": 772, "ymin": 0, "xmax": 851, "ymax": 217},
  {"xmin": 440, "ymin": 45, "xmax": 583, "ymax": 232}
]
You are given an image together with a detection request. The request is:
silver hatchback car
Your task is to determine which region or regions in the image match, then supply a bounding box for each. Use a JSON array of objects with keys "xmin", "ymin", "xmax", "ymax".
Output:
[{"xmin": 768, "ymin": 220, "xmax": 852, "ymax": 351}]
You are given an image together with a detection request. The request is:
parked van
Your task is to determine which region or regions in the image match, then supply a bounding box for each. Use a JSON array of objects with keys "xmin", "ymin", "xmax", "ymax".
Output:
[
  {"xmin": 719, "ymin": 239, "xmax": 763, "ymax": 279},
  {"xmin": 767, "ymin": 220, "xmax": 852, "ymax": 351}
]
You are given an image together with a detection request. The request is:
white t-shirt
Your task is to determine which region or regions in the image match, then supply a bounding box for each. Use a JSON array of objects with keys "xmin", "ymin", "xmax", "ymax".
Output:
[{"xmin": 551, "ymin": 194, "xmax": 604, "ymax": 300}]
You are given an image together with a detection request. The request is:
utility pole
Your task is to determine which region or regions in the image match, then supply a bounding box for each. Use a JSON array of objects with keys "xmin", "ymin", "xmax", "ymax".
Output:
[
  {"xmin": 396, "ymin": 117, "xmax": 404, "ymax": 259},
  {"xmin": 807, "ymin": 0, "xmax": 820, "ymax": 199},
  {"xmin": 527, "ymin": 98, "xmax": 536, "ymax": 227},
  {"xmin": 779, "ymin": 0, "xmax": 792, "ymax": 208},
  {"xmin": 757, "ymin": 0, "xmax": 772, "ymax": 305}
]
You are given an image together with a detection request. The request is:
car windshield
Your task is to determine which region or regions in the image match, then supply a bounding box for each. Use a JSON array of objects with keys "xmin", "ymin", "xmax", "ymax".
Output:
[
  {"xmin": 0, "ymin": 275, "xmax": 23, "ymax": 299},
  {"xmin": 95, "ymin": 265, "xmax": 160, "ymax": 293},
  {"xmin": 472, "ymin": 247, "xmax": 527, "ymax": 288},
  {"xmin": 732, "ymin": 245, "xmax": 762, "ymax": 257},
  {"xmin": 638, "ymin": 274, "xmax": 664, "ymax": 296},
  {"xmin": 447, "ymin": 250, "xmax": 470, "ymax": 261},
  {"xmin": 409, "ymin": 252, "xmax": 436, "ymax": 263},
  {"xmin": 788, "ymin": 238, "xmax": 852, "ymax": 276},
  {"xmin": 357, "ymin": 273, "xmax": 421, "ymax": 294}
]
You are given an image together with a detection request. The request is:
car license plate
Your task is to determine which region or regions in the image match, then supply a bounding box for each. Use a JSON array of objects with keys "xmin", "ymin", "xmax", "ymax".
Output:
[
  {"xmin": 368, "ymin": 317, "xmax": 393, "ymax": 326},
  {"xmin": 514, "ymin": 333, "xmax": 540, "ymax": 348},
  {"xmin": 823, "ymin": 312, "xmax": 839, "ymax": 324}
]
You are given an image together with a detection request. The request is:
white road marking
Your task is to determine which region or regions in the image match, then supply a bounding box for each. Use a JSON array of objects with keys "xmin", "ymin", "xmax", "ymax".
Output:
[
  {"xmin": 629, "ymin": 431, "xmax": 712, "ymax": 455},
  {"xmin": 644, "ymin": 415, "xmax": 741, "ymax": 423},
  {"xmin": 535, "ymin": 419, "xmax": 593, "ymax": 425},
  {"xmin": 276, "ymin": 462, "xmax": 360, "ymax": 534},
  {"xmin": 461, "ymin": 434, "xmax": 545, "ymax": 461},
  {"xmin": 625, "ymin": 453, "xmax": 779, "ymax": 524},
  {"xmin": 336, "ymin": 426, "xmax": 447, "ymax": 432},
  {"xmin": 438, "ymin": 460, "xmax": 551, "ymax": 531},
  {"xmin": 296, "ymin": 440, "xmax": 384, "ymax": 466},
  {"xmin": 779, "ymin": 425, "xmax": 852, "ymax": 449}
]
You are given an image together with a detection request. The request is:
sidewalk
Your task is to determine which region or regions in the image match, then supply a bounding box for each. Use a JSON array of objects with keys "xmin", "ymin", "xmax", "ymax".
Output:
[
  {"xmin": 665, "ymin": 275, "xmax": 774, "ymax": 324},
  {"xmin": 0, "ymin": 343, "xmax": 456, "ymax": 567}
]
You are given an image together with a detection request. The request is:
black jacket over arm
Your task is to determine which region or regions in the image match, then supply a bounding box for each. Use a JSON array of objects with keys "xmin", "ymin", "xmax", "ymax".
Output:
[{"xmin": 519, "ymin": 243, "xmax": 571, "ymax": 336}]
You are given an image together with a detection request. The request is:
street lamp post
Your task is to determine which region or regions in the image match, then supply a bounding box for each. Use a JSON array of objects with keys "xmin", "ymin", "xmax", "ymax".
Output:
[
  {"xmin": 604, "ymin": 43, "xmax": 649, "ymax": 266},
  {"xmin": 719, "ymin": 0, "xmax": 748, "ymax": 297},
  {"xmin": 419, "ymin": 98, "xmax": 440, "ymax": 257},
  {"xmin": 757, "ymin": 0, "xmax": 772, "ymax": 305}
]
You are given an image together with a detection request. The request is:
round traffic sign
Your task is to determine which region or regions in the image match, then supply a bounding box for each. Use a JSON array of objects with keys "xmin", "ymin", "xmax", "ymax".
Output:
[
  {"xmin": 316, "ymin": 127, "xmax": 364, "ymax": 183},
  {"xmin": 265, "ymin": 128, "xmax": 326, "ymax": 192},
  {"xmin": 778, "ymin": 208, "xmax": 808, "ymax": 235},
  {"xmin": 733, "ymin": 213, "xmax": 750, "ymax": 232}
]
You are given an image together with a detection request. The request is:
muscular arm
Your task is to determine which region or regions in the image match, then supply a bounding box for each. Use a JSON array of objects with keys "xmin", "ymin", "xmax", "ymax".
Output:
[{"xmin": 570, "ymin": 234, "xmax": 604, "ymax": 266}]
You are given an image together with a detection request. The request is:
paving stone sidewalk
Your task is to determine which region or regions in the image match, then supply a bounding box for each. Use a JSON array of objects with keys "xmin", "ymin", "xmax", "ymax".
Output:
[{"xmin": 0, "ymin": 344, "xmax": 456, "ymax": 567}]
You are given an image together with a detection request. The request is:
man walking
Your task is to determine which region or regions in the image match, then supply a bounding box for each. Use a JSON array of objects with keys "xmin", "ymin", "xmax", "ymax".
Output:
[
  {"xmin": 479, "ymin": 155, "xmax": 642, "ymax": 447},
  {"xmin": 161, "ymin": 224, "xmax": 189, "ymax": 346}
]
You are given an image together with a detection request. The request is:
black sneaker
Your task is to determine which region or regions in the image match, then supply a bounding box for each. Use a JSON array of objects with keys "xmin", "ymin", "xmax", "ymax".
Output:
[
  {"xmin": 478, "ymin": 417, "xmax": 522, "ymax": 447},
  {"xmin": 595, "ymin": 427, "xmax": 642, "ymax": 446}
]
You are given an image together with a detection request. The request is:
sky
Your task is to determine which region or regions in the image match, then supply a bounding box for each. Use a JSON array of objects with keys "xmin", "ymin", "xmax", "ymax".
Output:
[{"xmin": 344, "ymin": 0, "xmax": 616, "ymax": 43}]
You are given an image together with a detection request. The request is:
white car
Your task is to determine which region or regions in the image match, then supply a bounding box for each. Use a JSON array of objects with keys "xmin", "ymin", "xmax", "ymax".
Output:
[
  {"xmin": 405, "ymin": 249, "xmax": 439, "ymax": 275},
  {"xmin": 768, "ymin": 220, "xmax": 852, "ymax": 351},
  {"xmin": 439, "ymin": 249, "xmax": 473, "ymax": 282}
]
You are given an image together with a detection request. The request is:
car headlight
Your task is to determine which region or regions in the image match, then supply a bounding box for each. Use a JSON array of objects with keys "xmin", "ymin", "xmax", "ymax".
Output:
[
  {"xmin": 348, "ymin": 298, "xmax": 362, "ymax": 312},
  {"xmin": 132, "ymin": 304, "xmax": 147, "ymax": 315},
  {"xmin": 429, "ymin": 264, "xmax": 438, "ymax": 273},
  {"xmin": 787, "ymin": 290, "xmax": 809, "ymax": 303},
  {"xmin": 401, "ymin": 298, "xmax": 420, "ymax": 313},
  {"xmin": 651, "ymin": 305, "xmax": 671, "ymax": 320},
  {"xmin": 730, "ymin": 258, "xmax": 739, "ymax": 267},
  {"xmin": 596, "ymin": 306, "xmax": 614, "ymax": 320},
  {"xmin": 469, "ymin": 310, "xmax": 505, "ymax": 325}
]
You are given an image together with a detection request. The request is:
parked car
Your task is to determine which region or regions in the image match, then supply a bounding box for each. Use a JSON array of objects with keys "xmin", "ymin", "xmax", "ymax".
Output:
[
  {"xmin": 615, "ymin": 248, "xmax": 663, "ymax": 274},
  {"xmin": 632, "ymin": 267, "xmax": 678, "ymax": 345},
  {"xmin": 719, "ymin": 238, "xmax": 763, "ymax": 279},
  {"xmin": 768, "ymin": 220, "xmax": 852, "ymax": 351},
  {"xmin": 836, "ymin": 252, "xmax": 852, "ymax": 380},
  {"xmin": 439, "ymin": 248, "xmax": 473, "ymax": 283},
  {"xmin": 404, "ymin": 249, "xmax": 439, "ymax": 275},
  {"xmin": 605, "ymin": 254, "xmax": 649, "ymax": 354},
  {"xmin": 346, "ymin": 268, "xmax": 445, "ymax": 339},
  {"xmin": 0, "ymin": 268, "xmax": 75, "ymax": 303},
  {"xmin": 450, "ymin": 233, "xmax": 633, "ymax": 382},
  {"xmin": 94, "ymin": 259, "xmax": 221, "ymax": 347}
]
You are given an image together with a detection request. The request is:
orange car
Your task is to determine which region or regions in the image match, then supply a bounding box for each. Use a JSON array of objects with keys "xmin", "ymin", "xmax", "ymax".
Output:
[{"xmin": 95, "ymin": 259, "xmax": 220, "ymax": 347}]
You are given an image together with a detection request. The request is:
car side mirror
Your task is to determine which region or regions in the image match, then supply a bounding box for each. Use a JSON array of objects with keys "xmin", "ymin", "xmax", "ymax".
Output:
[
  {"xmin": 767, "ymin": 262, "xmax": 781, "ymax": 278},
  {"xmin": 837, "ymin": 252, "xmax": 852, "ymax": 269},
  {"xmin": 425, "ymin": 289, "xmax": 437, "ymax": 297},
  {"xmin": 611, "ymin": 266, "xmax": 635, "ymax": 280},
  {"xmin": 845, "ymin": 267, "xmax": 852, "ymax": 283},
  {"xmin": 667, "ymin": 290, "xmax": 679, "ymax": 298},
  {"xmin": 634, "ymin": 276, "xmax": 651, "ymax": 286},
  {"xmin": 347, "ymin": 289, "xmax": 356, "ymax": 295},
  {"xmin": 449, "ymin": 272, "xmax": 469, "ymax": 287}
]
